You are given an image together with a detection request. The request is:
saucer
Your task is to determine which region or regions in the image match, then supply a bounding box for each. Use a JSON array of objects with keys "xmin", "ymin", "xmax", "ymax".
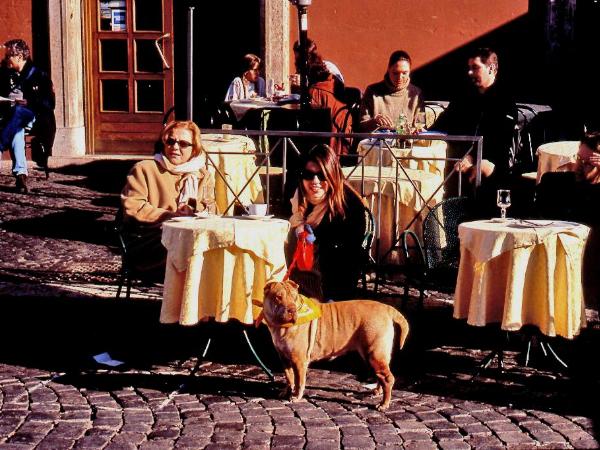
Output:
[
  {"xmin": 242, "ymin": 215, "xmax": 274, "ymax": 220},
  {"xmin": 489, "ymin": 218, "xmax": 515, "ymax": 223},
  {"xmin": 170, "ymin": 216, "xmax": 195, "ymax": 222}
]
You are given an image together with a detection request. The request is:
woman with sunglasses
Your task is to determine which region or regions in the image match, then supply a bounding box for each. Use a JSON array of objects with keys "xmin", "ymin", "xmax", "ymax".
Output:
[
  {"xmin": 289, "ymin": 144, "xmax": 367, "ymax": 300},
  {"xmin": 120, "ymin": 120, "xmax": 216, "ymax": 279}
]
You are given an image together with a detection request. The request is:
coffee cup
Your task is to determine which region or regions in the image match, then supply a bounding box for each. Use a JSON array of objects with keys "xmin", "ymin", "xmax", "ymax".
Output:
[
  {"xmin": 248, "ymin": 203, "xmax": 268, "ymax": 216},
  {"xmin": 221, "ymin": 123, "xmax": 233, "ymax": 141}
]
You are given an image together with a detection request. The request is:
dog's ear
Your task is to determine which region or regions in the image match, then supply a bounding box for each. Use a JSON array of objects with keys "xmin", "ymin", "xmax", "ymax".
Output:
[
  {"xmin": 264, "ymin": 280, "xmax": 278, "ymax": 296},
  {"xmin": 284, "ymin": 279, "xmax": 299, "ymax": 290}
]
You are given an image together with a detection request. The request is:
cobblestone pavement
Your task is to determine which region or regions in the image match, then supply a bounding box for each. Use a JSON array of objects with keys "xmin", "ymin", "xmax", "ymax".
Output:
[{"xmin": 1, "ymin": 163, "xmax": 599, "ymax": 449}]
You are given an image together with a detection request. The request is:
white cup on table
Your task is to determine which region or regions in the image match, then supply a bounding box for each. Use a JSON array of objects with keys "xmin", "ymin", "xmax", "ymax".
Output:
[
  {"xmin": 221, "ymin": 123, "xmax": 233, "ymax": 141},
  {"xmin": 247, "ymin": 203, "xmax": 268, "ymax": 216}
]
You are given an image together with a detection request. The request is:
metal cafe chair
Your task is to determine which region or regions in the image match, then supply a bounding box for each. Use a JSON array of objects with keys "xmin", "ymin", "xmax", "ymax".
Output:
[
  {"xmin": 400, "ymin": 196, "xmax": 472, "ymax": 307},
  {"xmin": 359, "ymin": 203, "xmax": 377, "ymax": 291}
]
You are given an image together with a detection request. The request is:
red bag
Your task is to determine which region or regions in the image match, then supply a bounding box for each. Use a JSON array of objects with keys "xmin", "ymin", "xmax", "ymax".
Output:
[{"xmin": 294, "ymin": 230, "xmax": 314, "ymax": 271}]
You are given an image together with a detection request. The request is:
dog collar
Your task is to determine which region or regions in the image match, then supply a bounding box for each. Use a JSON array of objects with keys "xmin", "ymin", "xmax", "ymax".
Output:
[{"xmin": 253, "ymin": 293, "xmax": 322, "ymax": 328}]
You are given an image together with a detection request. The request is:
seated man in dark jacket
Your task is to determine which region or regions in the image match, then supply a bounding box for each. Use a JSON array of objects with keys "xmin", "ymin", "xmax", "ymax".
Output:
[
  {"xmin": 433, "ymin": 48, "xmax": 517, "ymax": 214},
  {"xmin": 1, "ymin": 39, "xmax": 56, "ymax": 193}
]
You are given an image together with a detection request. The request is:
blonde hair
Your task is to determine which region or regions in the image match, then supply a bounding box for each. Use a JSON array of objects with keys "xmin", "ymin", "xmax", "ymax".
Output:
[{"xmin": 161, "ymin": 120, "xmax": 204, "ymax": 158}]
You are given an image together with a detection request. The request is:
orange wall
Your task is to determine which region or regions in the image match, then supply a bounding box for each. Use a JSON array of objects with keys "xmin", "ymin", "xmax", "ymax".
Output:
[
  {"xmin": 292, "ymin": 0, "xmax": 528, "ymax": 92},
  {"xmin": 0, "ymin": 0, "xmax": 33, "ymax": 55}
]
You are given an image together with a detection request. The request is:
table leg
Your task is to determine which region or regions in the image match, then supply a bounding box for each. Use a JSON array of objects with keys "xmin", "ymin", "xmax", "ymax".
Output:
[
  {"xmin": 243, "ymin": 329, "xmax": 275, "ymax": 381},
  {"xmin": 524, "ymin": 335, "xmax": 568, "ymax": 370}
]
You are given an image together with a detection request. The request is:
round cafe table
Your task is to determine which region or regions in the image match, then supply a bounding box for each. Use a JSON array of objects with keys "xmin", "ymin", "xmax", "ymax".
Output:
[
  {"xmin": 536, "ymin": 141, "xmax": 579, "ymax": 184},
  {"xmin": 357, "ymin": 138, "xmax": 447, "ymax": 178},
  {"xmin": 202, "ymin": 134, "xmax": 264, "ymax": 215},
  {"xmin": 454, "ymin": 219, "xmax": 589, "ymax": 339},
  {"xmin": 160, "ymin": 216, "xmax": 289, "ymax": 326}
]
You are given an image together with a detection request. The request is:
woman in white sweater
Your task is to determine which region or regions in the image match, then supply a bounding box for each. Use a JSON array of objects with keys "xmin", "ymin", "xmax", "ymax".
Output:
[{"xmin": 225, "ymin": 53, "xmax": 266, "ymax": 101}]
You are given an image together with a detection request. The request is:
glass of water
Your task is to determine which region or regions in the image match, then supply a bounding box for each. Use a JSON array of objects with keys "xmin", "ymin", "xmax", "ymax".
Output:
[
  {"xmin": 414, "ymin": 110, "xmax": 426, "ymax": 133},
  {"xmin": 497, "ymin": 189, "xmax": 511, "ymax": 219}
]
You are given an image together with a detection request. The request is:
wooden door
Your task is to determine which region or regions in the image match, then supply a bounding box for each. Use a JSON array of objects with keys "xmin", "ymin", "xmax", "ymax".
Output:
[{"xmin": 86, "ymin": 0, "xmax": 173, "ymax": 154}]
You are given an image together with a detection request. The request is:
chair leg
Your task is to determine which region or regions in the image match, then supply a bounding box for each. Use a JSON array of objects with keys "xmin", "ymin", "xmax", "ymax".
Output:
[
  {"xmin": 116, "ymin": 269, "xmax": 126, "ymax": 299},
  {"xmin": 125, "ymin": 274, "xmax": 132, "ymax": 300}
]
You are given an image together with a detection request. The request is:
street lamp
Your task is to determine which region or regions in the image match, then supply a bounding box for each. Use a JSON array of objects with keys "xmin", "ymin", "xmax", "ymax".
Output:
[{"xmin": 289, "ymin": 0, "xmax": 312, "ymax": 110}]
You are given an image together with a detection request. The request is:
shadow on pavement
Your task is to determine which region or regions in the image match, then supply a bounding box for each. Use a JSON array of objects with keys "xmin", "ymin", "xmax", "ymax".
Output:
[
  {"xmin": 52, "ymin": 160, "xmax": 139, "ymax": 195},
  {"xmin": 0, "ymin": 292, "xmax": 598, "ymax": 427},
  {"xmin": 1, "ymin": 208, "xmax": 112, "ymax": 245}
]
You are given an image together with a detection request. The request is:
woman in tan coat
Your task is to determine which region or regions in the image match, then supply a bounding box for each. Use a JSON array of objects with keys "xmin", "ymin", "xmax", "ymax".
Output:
[{"xmin": 121, "ymin": 120, "xmax": 216, "ymax": 279}]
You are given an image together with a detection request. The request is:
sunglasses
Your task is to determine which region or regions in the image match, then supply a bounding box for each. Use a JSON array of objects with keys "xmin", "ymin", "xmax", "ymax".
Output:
[
  {"xmin": 165, "ymin": 137, "xmax": 193, "ymax": 149},
  {"xmin": 300, "ymin": 169, "xmax": 326, "ymax": 181}
]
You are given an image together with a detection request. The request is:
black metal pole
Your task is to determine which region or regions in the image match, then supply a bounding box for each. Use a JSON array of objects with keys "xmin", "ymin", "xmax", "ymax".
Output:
[{"xmin": 297, "ymin": 5, "xmax": 310, "ymax": 112}]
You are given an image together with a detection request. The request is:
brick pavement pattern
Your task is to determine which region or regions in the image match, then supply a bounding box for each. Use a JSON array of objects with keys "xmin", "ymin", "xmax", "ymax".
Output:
[{"xmin": 1, "ymin": 164, "xmax": 599, "ymax": 449}]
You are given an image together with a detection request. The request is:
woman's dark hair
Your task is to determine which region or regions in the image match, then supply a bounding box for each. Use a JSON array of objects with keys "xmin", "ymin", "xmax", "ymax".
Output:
[
  {"xmin": 240, "ymin": 53, "xmax": 261, "ymax": 76},
  {"xmin": 307, "ymin": 52, "xmax": 330, "ymax": 85},
  {"xmin": 387, "ymin": 50, "xmax": 411, "ymax": 68},
  {"xmin": 298, "ymin": 144, "xmax": 346, "ymax": 218},
  {"xmin": 581, "ymin": 131, "xmax": 600, "ymax": 153}
]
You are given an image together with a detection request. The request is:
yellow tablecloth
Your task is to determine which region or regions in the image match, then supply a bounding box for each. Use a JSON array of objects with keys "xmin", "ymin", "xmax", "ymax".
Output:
[
  {"xmin": 203, "ymin": 134, "xmax": 264, "ymax": 214},
  {"xmin": 160, "ymin": 217, "xmax": 289, "ymax": 325},
  {"xmin": 357, "ymin": 139, "xmax": 447, "ymax": 177},
  {"xmin": 343, "ymin": 165, "xmax": 444, "ymax": 262},
  {"xmin": 454, "ymin": 219, "xmax": 590, "ymax": 339},
  {"xmin": 536, "ymin": 141, "xmax": 579, "ymax": 184}
]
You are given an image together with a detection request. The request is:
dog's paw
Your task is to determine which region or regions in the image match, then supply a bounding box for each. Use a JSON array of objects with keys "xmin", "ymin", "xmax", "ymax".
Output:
[
  {"xmin": 289, "ymin": 395, "xmax": 306, "ymax": 403},
  {"xmin": 375, "ymin": 402, "xmax": 390, "ymax": 411},
  {"xmin": 370, "ymin": 385, "xmax": 383, "ymax": 397}
]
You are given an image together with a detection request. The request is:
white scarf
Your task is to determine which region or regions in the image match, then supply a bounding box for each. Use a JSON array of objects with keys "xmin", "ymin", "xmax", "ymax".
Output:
[
  {"xmin": 289, "ymin": 189, "xmax": 328, "ymax": 229},
  {"xmin": 154, "ymin": 153, "xmax": 206, "ymax": 206}
]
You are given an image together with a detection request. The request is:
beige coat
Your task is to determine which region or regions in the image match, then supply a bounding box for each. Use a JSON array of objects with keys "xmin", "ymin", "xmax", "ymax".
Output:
[{"xmin": 121, "ymin": 159, "xmax": 216, "ymax": 224}]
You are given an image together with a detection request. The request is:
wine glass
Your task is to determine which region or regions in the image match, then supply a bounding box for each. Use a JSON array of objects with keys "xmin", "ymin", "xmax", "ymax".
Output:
[
  {"xmin": 497, "ymin": 189, "xmax": 511, "ymax": 219},
  {"xmin": 414, "ymin": 110, "xmax": 426, "ymax": 133}
]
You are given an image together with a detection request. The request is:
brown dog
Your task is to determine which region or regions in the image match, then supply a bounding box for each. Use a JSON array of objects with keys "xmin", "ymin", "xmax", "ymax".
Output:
[{"xmin": 260, "ymin": 280, "xmax": 409, "ymax": 410}]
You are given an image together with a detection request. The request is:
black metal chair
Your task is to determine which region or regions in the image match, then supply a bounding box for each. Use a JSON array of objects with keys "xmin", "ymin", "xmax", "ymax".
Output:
[
  {"xmin": 111, "ymin": 208, "xmax": 136, "ymax": 300},
  {"xmin": 360, "ymin": 204, "xmax": 376, "ymax": 290},
  {"xmin": 400, "ymin": 196, "xmax": 472, "ymax": 306},
  {"xmin": 111, "ymin": 209, "xmax": 165, "ymax": 300}
]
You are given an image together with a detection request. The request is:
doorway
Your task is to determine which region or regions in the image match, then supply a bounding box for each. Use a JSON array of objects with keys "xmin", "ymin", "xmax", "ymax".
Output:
[{"xmin": 85, "ymin": 0, "xmax": 174, "ymax": 154}]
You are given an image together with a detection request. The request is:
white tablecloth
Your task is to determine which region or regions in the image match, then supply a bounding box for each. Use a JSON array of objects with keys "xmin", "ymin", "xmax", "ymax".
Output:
[
  {"xmin": 343, "ymin": 165, "xmax": 444, "ymax": 262},
  {"xmin": 202, "ymin": 134, "xmax": 264, "ymax": 214},
  {"xmin": 536, "ymin": 141, "xmax": 579, "ymax": 184},
  {"xmin": 454, "ymin": 219, "xmax": 589, "ymax": 338},
  {"xmin": 357, "ymin": 139, "xmax": 447, "ymax": 177},
  {"xmin": 160, "ymin": 216, "xmax": 289, "ymax": 325}
]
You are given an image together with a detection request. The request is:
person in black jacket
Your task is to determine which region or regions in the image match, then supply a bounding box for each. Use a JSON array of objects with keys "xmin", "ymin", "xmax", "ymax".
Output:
[
  {"xmin": 288, "ymin": 144, "xmax": 367, "ymax": 301},
  {"xmin": 433, "ymin": 48, "xmax": 517, "ymax": 213},
  {"xmin": 1, "ymin": 39, "xmax": 56, "ymax": 193}
]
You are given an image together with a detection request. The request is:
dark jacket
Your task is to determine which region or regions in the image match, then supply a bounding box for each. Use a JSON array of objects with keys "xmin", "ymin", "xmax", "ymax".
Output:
[
  {"xmin": 0, "ymin": 60, "xmax": 56, "ymax": 161},
  {"xmin": 434, "ymin": 81, "xmax": 517, "ymax": 180},
  {"xmin": 15, "ymin": 60, "xmax": 56, "ymax": 114},
  {"xmin": 290, "ymin": 184, "xmax": 367, "ymax": 300}
]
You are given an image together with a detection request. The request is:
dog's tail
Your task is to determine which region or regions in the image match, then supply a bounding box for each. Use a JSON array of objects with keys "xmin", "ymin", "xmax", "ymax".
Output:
[{"xmin": 392, "ymin": 310, "xmax": 410, "ymax": 349}]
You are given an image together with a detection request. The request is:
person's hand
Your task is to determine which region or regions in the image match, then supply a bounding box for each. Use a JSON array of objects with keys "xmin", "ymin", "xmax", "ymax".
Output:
[
  {"xmin": 588, "ymin": 152, "xmax": 600, "ymax": 168},
  {"xmin": 15, "ymin": 98, "xmax": 27, "ymax": 106},
  {"xmin": 466, "ymin": 159, "xmax": 495, "ymax": 183},
  {"xmin": 455, "ymin": 155, "xmax": 474, "ymax": 173},
  {"xmin": 175, "ymin": 203, "xmax": 195, "ymax": 216},
  {"xmin": 374, "ymin": 114, "xmax": 394, "ymax": 129},
  {"xmin": 289, "ymin": 73, "xmax": 300, "ymax": 88}
]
